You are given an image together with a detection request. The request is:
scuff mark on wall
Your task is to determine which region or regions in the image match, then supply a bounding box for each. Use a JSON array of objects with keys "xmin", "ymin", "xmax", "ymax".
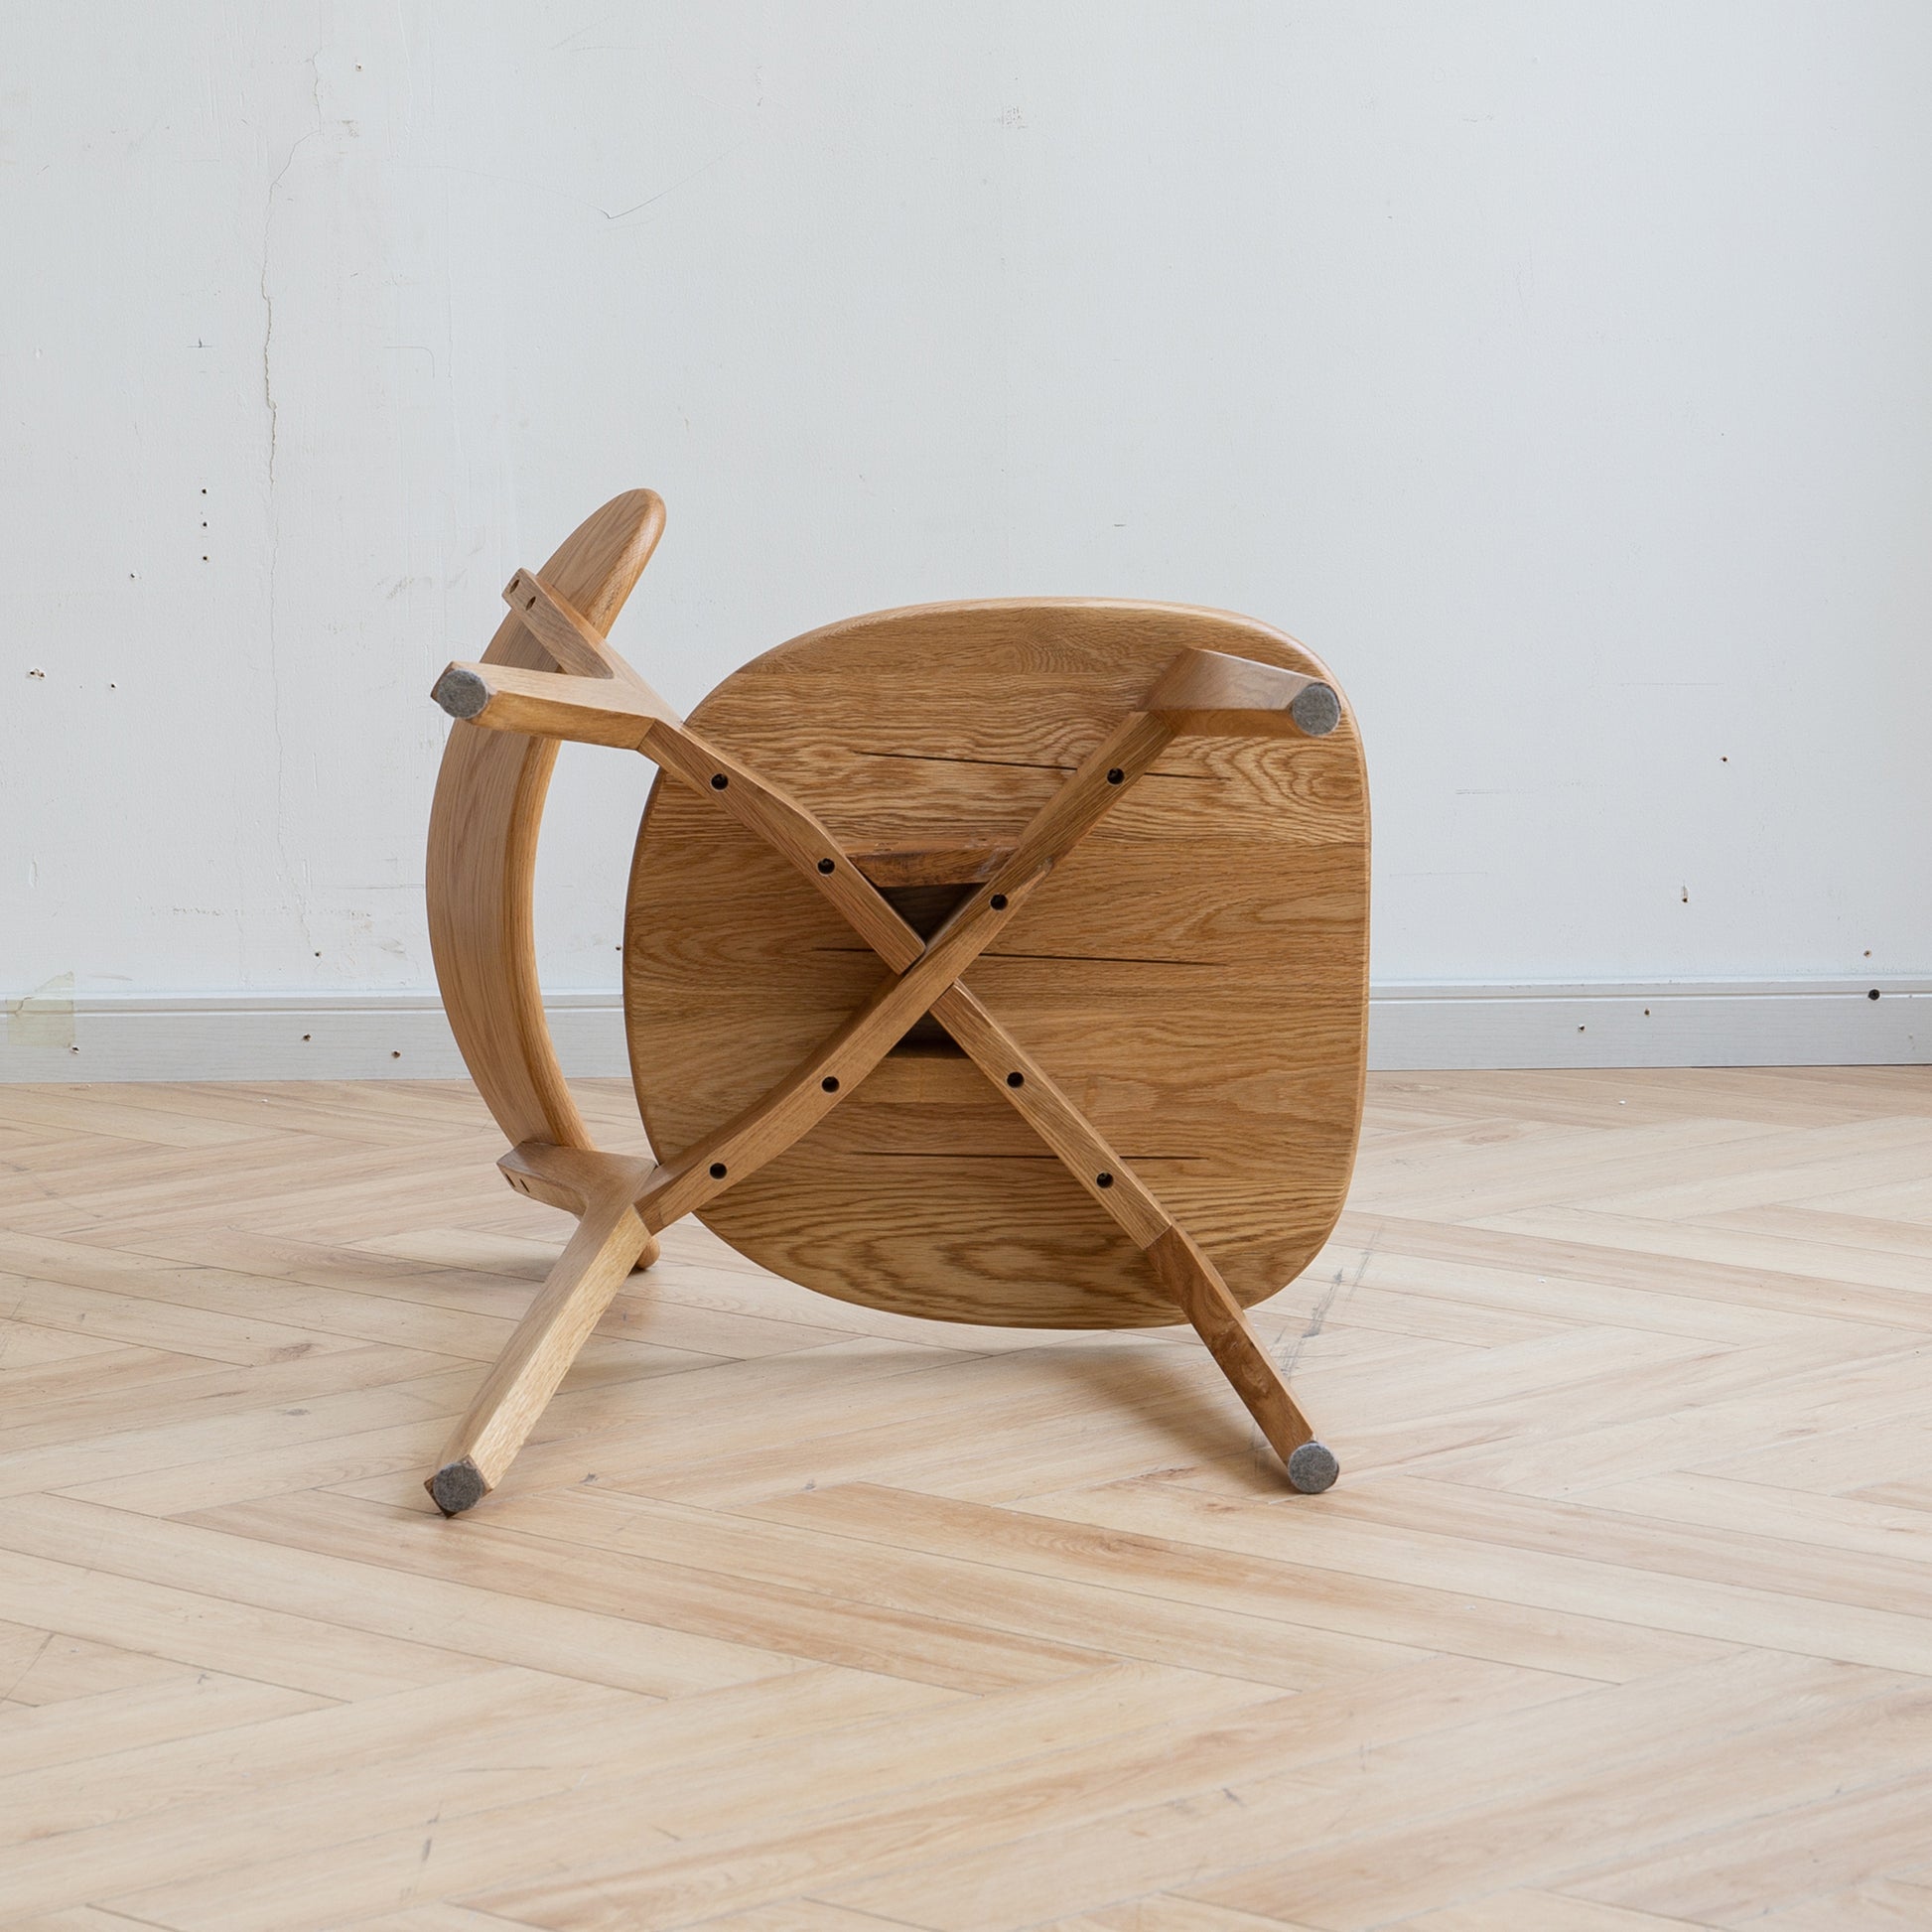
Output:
[{"xmin": 6, "ymin": 973, "xmax": 75, "ymax": 1049}]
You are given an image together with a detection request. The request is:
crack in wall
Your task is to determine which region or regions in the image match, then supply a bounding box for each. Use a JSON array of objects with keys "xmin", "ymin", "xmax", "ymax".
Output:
[{"xmin": 257, "ymin": 67, "xmax": 328, "ymax": 967}]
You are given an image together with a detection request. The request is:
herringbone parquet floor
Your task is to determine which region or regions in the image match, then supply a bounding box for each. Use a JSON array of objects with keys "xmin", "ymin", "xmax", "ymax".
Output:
[{"xmin": 2, "ymin": 1068, "xmax": 1930, "ymax": 1929}]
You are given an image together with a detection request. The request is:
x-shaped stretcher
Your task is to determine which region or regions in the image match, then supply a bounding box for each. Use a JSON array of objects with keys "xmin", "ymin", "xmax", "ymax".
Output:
[{"xmin": 424, "ymin": 536, "xmax": 1345, "ymax": 1515}]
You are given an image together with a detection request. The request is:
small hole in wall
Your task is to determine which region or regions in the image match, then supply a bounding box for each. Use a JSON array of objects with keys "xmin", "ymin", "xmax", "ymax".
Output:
[
  {"xmin": 302, "ymin": 1033, "xmax": 311, "ymax": 1041},
  {"xmin": 1643, "ymin": 1008, "xmax": 1651, "ymax": 1017},
  {"xmin": 1578, "ymin": 1025, "xmax": 1586, "ymax": 1033},
  {"xmin": 1868, "ymin": 989, "xmax": 1881, "ymax": 1001},
  {"xmin": 391, "ymin": 1050, "xmax": 401, "ymax": 1058}
]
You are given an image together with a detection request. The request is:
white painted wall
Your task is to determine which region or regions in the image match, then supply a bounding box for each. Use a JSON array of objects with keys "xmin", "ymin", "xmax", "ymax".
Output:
[{"xmin": 6, "ymin": 2, "xmax": 1931, "ymax": 1070}]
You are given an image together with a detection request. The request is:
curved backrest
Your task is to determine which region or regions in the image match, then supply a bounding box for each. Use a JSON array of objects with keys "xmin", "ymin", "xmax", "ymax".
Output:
[{"xmin": 427, "ymin": 490, "xmax": 664, "ymax": 1151}]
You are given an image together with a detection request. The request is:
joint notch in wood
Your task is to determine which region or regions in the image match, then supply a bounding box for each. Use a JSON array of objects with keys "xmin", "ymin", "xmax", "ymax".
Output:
[{"xmin": 502, "ymin": 568, "xmax": 621, "ymax": 680}]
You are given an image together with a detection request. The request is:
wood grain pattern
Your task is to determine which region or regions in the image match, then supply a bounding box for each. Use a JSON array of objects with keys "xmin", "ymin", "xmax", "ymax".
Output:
[
  {"xmin": 1145, "ymin": 641, "xmax": 1338, "ymax": 738},
  {"xmin": 7, "ymin": 1068, "xmax": 1932, "ymax": 1925},
  {"xmin": 429, "ymin": 548, "xmax": 1362, "ymax": 1497},
  {"xmin": 625, "ymin": 600, "xmax": 1371, "ymax": 1330},
  {"xmin": 425, "ymin": 490, "xmax": 664, "ymax": 1154},
  {"xmin": 1146, "ymin": 1224, "xmax": 1317, "ymax": 1466},
  {"xmin": 426, "ymin": 497, "xmax": 1378, "ymax": 1498},
  {"xmin": 427, "ymin": 1175, "xmax": 654, "ymax": 1511},
  {"xmin": 432, "ymin": 658, "xmax": 679, "ymax": 749}
]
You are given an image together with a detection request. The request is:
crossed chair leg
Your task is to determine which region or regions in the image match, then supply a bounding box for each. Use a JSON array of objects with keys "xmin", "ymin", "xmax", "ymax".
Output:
[{"xmin": 425, "ymin": 572, "xmax": 1343, "ymax": 1515}]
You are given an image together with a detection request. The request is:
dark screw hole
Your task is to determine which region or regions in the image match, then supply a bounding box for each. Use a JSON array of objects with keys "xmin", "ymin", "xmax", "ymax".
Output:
[
  {"xmin": 1006, "ymin": 1071, "xmax": 1025, "ymax": 1088},
  {"xmin": 990, "ymin": 894, "xmax": 1008, "ymax": 910},
  {"xmin": 817, "ymin": 858, "xmax": 835, "ymax": 874},
  {"xmin": 1868, "ymin": 988, "xmax": 1881, "ymax": 1001},
  {"xmin": 710, "ymin": 773, "xmax": 729, "ymax": 789},
  {"xmin": 822, "ymin": 1075, "xmax": 840, "ymax": 1092},
  {"xmin": 708, "ymin": 1162, "xmax": 728, "ymax": 1179},
  {"xmin": 1096, "ymin": 1172, "xmax": 1114, "ymax": 1188},
  {"xmin": 1107, "ymin": 768, "xmax": 1124, "ymax": 784}
]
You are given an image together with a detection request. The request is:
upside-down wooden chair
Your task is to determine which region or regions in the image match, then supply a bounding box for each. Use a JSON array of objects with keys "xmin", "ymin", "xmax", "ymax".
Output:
[{"xmin": 423, "ymin": 489, "xmax": 1369, "ymax": 1516}]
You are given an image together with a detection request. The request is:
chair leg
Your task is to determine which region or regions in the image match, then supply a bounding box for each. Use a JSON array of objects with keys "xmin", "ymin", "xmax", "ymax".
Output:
[
  {"xmin": 1146, "ymin": 1225, "xmax": 1338, "ymax": 1494},
  {"xmin": 426, "ymin": 1186, "xmax": 654, "ymax": 1515}
]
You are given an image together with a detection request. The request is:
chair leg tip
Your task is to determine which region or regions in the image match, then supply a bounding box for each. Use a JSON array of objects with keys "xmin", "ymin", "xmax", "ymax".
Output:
[
  {"xmin": 427, "ymin": 1457, "xmax": 489, "ymax": 1517},
  {"xmin": 1287, "ymin": 1441, "xmax": 1339, "ymax": 1494}
]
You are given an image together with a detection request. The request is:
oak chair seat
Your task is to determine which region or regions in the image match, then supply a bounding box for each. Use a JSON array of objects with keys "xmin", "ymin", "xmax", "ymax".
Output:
[{"xmin": 422, "ymin": 490, "xmax": 1370, "ymax": 1516}]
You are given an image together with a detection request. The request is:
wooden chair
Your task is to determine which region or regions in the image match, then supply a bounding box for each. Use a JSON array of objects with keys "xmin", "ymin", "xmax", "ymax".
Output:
[{"xmin": 423, "ymin": 490, "xmax": 1370, "ymax": 1515}]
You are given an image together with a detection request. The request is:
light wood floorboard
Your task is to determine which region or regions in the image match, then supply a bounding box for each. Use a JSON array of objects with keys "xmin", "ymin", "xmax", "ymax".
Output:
[{"xmin": 0, "ymin": 1069, "xmax": 1927, "ymax": 1928}]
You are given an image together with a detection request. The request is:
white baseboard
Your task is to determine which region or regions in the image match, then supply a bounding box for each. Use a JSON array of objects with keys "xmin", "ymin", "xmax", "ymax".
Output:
[
  {"xmin": 1, "ymin": 981, "xmax": 1926, "ymax": 1084},
  {"xmin": 0, "ymin": 991, "xmax": 618, "ymax": 1084},
  {"xmin": 1368, "ymin": 979, "xmax": 1930, "ymax": 1070}
]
